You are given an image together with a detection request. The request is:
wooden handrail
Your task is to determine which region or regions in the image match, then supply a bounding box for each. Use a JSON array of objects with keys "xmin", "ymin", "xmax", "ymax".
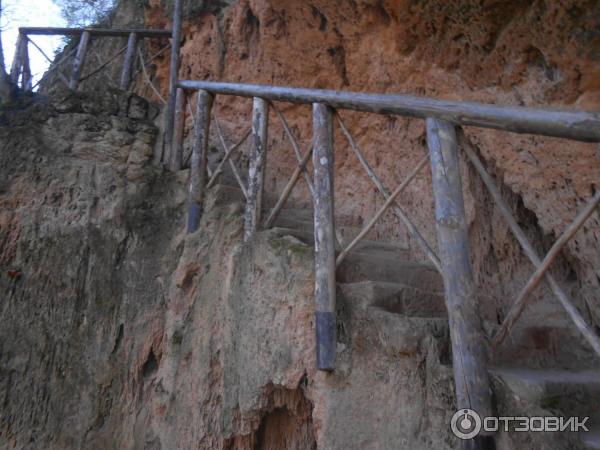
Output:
[
  {"xmin": 19, "ymin": 27, "xmax": 171, "ymax": 38},
  {"xmin": 177, "ymin": 80, "xmax": 600, "ymax": 142}
]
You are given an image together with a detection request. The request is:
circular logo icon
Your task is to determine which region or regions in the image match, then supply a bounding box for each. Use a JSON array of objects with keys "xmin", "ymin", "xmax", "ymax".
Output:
[{"xmin": 451, "ymin": 408, "xmax": 482, "ymax": 440}]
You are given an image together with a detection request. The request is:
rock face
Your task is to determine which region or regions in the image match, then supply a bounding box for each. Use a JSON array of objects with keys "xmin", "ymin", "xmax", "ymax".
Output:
[
  {"xmin": 1, "ymin": 1, "xmax": 600, "ymax": 449},
  {"xmin": 140, "ymin": 0, "xmax": 600, "ymax": 328},
  {"xmin": 0, "ymin": 90, "xmax": 456, "ymax": 449}
]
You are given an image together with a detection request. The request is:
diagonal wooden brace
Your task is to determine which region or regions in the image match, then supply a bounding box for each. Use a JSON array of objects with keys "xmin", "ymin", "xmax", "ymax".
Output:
[
  {"xmin": 461, "ymin": 137, "xmax": 600, "ymax": 358},
  {"xmin": 493, "ymin": 189, "xmax": 600, "ymax": 355},
  {"xmin": 207, "ymin": 129, "xmax": 250, "ymax": 191},
  {"xmin": 212, "ymin": 113, "xmax": 249, "ymax": 198},
  {"xmin": 263, "ymin": 145, "xmax": 313, "ymax": 229},
  {"xmin": 336, "ymin": 112, "xmax": 442, "ymax": 273},
  {"xmin": 271, "ymin": 103, "xmax": 315, "ymax": 198},
  {"xmin": 336, "ymin": 154, "xmax": 429, "ymax": 266}
]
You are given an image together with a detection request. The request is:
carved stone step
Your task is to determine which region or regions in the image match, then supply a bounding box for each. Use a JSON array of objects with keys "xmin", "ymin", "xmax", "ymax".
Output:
[
  {"xmin": 491, "ymin": 367, "xmax": 600, "ymax": 420},
  {"xmin": 488, "ymin": 322, "xmax": 600, "ymax": 371},
  {"xmin": 269, "ymin": 225, "xmax": 410, "ymax": 260},
  {"xmin": 489, "ymin": 367, "xmax": 600, "ymax": 449},
  {"xmin": 210, "ymin": 183, "xmax": 246, "ymax": 206},
  {"xmin": 338, "ymin": 281, "xmax": 446, "ymax": 318},
  {"xmin": 338, "ymin": 282, "xmax": 451, "ymax": 363},
  {"xmin": 337, "ymin": 251, "xmax": 442, "ymax": 290},
  {"xmin": 270, "ymin": 216, "xmax": 359, "ymax": 240},
  {"xmin": 272, "ymin": 208, "xmax": 356, "ymax": 225}
]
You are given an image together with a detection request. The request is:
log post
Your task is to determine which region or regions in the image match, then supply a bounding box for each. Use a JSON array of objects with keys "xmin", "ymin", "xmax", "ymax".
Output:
[
  {"xmin": 10, "ymin": 33, "xmax": 24, "ymax": 84},
  {"xmin": 170, "ymin": 87, "xmax": 186, "ymax": 172},
  {"xmin": 69, "ymin": 30, "xmax": 91, "ymax": 90},
  {"xmin": 243, "ymin": 97, "xmax": 269, "ymax": 241},
  {"xmin": 20, "ymin": 38, "xmax": 32, "ymax": 91},
  {"xmin": 187, "ymin": 89, "xmax": 213, "ymax": 233},
  {"xmin": 312, "ymin": 103, "xmax": 336, "ymax": 371},
  {"xmin": 119, "ymin": 32, "xmax": 138, "ymax": 90},
  {"xmin": 426, "ymin": 118, "xmax": 494, "ymax": 448},
  {"xmin": 164, "ymin": 0, "xmax": 183, "ymax": 162}
]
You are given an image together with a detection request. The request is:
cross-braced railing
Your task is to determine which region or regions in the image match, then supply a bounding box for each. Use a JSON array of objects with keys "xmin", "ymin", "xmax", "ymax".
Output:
[
  {"xmin": 10, "ymin": 27, "xmax": 171, "ymax": 96},
  {"xmin": 172, "ymin": 79, "xmax": 600, "ymax": 446}
]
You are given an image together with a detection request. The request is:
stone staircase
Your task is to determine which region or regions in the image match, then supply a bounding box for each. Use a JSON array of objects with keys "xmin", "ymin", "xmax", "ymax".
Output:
[{"xmin": 210, "ymin": 170, "xmax": 599, "ymax": 449}]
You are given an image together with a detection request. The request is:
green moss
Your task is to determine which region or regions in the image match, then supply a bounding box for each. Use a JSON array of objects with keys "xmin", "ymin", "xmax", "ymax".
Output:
[
  {"xmin": 268, "ymin": 236, "xmax": 312, "ymax": 258},
  {"xmin": 172, "ymin": 330, "xmax": 183, "ymax": 346}
]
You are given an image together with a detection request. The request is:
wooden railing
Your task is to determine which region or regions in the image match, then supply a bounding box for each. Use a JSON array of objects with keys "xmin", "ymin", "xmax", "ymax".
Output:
[
  {"xmin": 10, "ymin": 27, "xmax": 171, "ymax": 94},
  {"xmin": 171, "ymin": 79, "xmax": 600, "ymax": 439}
]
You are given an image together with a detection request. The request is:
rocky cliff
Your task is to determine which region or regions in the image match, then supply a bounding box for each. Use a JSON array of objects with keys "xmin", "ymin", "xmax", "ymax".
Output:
[
  {"xmin": 1, "ymin": 1, "xmax": 600, "ymax": 449},
  {"xmin": 142, "ymin": 0, "xmax": 600, "ymax": 326}
]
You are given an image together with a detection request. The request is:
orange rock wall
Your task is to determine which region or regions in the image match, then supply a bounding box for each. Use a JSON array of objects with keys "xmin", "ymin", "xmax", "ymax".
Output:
[{"xmin": 141, "ymin": 0, "xmax": 600, "ymax": 348}]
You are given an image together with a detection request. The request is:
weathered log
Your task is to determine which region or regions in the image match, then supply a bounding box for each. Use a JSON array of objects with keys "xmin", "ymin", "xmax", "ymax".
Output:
[
  {"xmin": 494, "ymin": 189, "xmax": 600, "ymax": 352},
  {"xmin": 244, "ymin": 98, "xmax": 269, "ymax": 241},
  {"xmin": 69, "ymin": 31, "xmax": 91, "ymax": 90},
  {"xmin": 336, "ymin": 154, "xmax": 429, "ymax": 266},
  {"xmin": 20, "ymin": 40, "xmax": 32, "ymax": 91},
  {"xmin": 164, "ymin": 0, "xmax": 183, "ymax": 165},
  {"xmin": 460, "ymin": 137, "xmax": 600, "ymax": 358},
  {"xmin": 336, "ymin": 112, "xmax": 442, "ymax": 273},
  {"xmin": 170, "ymin": 87, "xmax": 186, "ymax": 171},
  {"xmin": 9, "ymin": 34, "xmax": 24, "ymax": 84},
  {"xmin": 264, "ymin": 145, "xmax": 313, "ymax": 229},
  {"xmin": 120, "ymin": 32, "xmax": 138, "ymax": 90},
  {"xmin": 188, "ymin": 89, "xmax": 213, "ymax": 233},
  {"xmin": 426, "ymin": 119, "xmax": 494, "ymax": 435},
  {"xmin": 312, "ymin": 103, "xmax": 336, "ymax": 371},
  {"xmin": 19, "ymin": 27, "xmax": 171, "ymax": 38},
  {"xmin": 178, "ymin": 80, "xmax": 600, "ymax": 142}
]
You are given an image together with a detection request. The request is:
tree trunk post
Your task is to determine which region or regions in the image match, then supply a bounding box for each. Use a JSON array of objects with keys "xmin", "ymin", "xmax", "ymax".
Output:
[
  {"xmin": 69, "ymin": 30, "xmax": 90, "ymax": 90},
  {"xmin": 243, "ymin": 97, "xmax": 269, "ymax": 241},
  {"xmin": 9, "ymin": 33, "xmax": 24, "ymax": 84},
  {"xmin": 164, "ymin": 0, "xmax": 183, "ymax": 163},
  {"xmin": 426, "ymin": 118, "xmax": 494, "ymax": 448},
  {"xmin": 119, "ymin": 32, "xmax": 138, "ymax": 90},
  {"xmin": 170, "ymin": 87, "xmax": 186, "ymax": 172},
  {"xmin": 187, "ymin": 89, "xmax": 213, "ymax": 233},
  {"xmin": 312, "ymin": 103, "xmax": 336, "ymax": 371},
  {"xmin": 20, "ymin": 38, "xmax": 32, "ymax": 91}
]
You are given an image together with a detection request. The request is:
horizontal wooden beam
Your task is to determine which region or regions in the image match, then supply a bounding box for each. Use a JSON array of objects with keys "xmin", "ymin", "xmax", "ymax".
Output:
[
  {"xmin": 19, "ymin": 27, "xmax": 171, "ymax": 38},
  {"xmin": 177, "ymin": 80, "xmax": 600, "ymax": 142}
]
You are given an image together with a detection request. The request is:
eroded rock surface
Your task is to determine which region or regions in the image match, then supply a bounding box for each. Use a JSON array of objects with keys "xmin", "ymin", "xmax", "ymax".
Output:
[
  {"xmin": 138, "ymin": 0, "xmax": 600, "ymax": 329},
  {"xmin": 2, "ymin": 0, "xmax": 600, "ymax": 449},
  {"xmin": 0, "ymin": 89, "xmax": 459, "ymax": 449}
]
